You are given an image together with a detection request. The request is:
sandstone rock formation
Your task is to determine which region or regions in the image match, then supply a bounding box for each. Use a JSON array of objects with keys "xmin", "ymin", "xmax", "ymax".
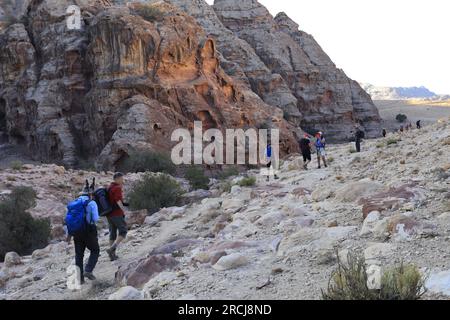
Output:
[
  {"xmin": 212, "ymin": 0, "xmax": 381, "ymax": 140},
  {"xmin": 0, "ymin": 0, "xmax": 380, "ymax": 168}
]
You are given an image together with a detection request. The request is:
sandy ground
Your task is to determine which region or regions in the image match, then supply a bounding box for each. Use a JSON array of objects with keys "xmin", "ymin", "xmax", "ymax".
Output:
[{"xmin": 376, "ymin": 100, "xmax": 450, "ymax": 132}]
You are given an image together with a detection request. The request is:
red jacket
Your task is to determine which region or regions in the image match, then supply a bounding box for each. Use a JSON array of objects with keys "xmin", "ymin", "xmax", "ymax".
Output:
[{"xmin": 108, "ymin": 182, "xmax": 124, "ymax": 217}]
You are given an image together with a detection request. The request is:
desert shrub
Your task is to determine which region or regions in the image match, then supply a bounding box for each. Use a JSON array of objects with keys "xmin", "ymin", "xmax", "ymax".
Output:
[
  {"xmin": 185, "ymin": 166, "xmax": 210, "ymax": 190},
  {"xmin": 0, "ymin": 186, "xmax": 50, "ymax": 261},
  {"xmin": 322, "ymin": 252, "xmax": 376, "ymax": 300},
  {"xmin": 76, "ymin": 159, "xmax": 96, "ymax": 171},
  {"xmin": 9, "ymin": 186, "xmax": 37, "ymax": 212},
  {"xmin": 238, "ymin": 176, "xmax": 256, "ymax": 187},
  {"xmin": 386, "ymin": 138, "xmax": 401, "ymax": 146},
  {"xmin": 10, "ymin": 160, "xmax": 23, "ymax": 171},
  {"xmin": 396, "ymin": 114, "xmax": 408, "ymax": 123},
  {"xmin": 379, "ymin": 263, "xmax": 425, "ymax": 300},
  {"xmin": 132, "ymin": 4, "xmax": 163, "ymax": 22},
  {"xmin": 327, "ymin": 156, "xmax": 335, "ymax": 163},
  {"xmin": 128, "ymin": 174, "xmax": 183, "ymax": 214},
  {"xmin": 122, "ymin": 150, "xmax": 175, "ymax": 175},
  {"xmin": 218, "ymin": 167, "xmax": 239, "ymax": 180},
  {"xmin": 219, "ymin": 181, "xmax": 233, "ymax": 194},
  {"xmin": 322, "ymin": 251, "xmax": 425, "ymax": 300}
]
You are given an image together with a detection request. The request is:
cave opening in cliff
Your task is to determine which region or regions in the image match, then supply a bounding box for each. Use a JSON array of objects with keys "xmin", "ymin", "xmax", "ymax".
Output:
[
  {"xmin": 0, "ymin": 98, "xmax": 6, "ymax": 134},
  {"xmin": 197, "ymin": 110, "xmax": 217, "ymax": 131}
]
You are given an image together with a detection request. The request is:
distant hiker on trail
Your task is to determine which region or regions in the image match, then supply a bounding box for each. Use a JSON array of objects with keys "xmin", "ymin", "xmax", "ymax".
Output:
[
  {"xmin": 315, "ymin": 132, "xmax": 328, "ymax": 169},
  {"xmin": 299, "ymin": 133, "xmax": 312, "ymax": 170},
  {"xmin": 66, "ymin": 179, "xmax": 100, "ymax": 284},
  {"xmin": 354, "ymin": 127, "xmax": 365, "ymax": 153},
  {"xmin": 106, "ymin": 172, "xmax": 128, "ymax": 261},
  {"xmin": 382, "ymin": 128, "xmax": 387, "ymax": 138},
  {"xmin": 265, "ymin": 142, "xmax": 279, "ymax": 181},
  {"xmin": 416, "ymin": 120, "xmax": 421, "ymax": 129},
  {"xmin": 400, "ymin": 126, "xmax": 404, "ymax": 133}
]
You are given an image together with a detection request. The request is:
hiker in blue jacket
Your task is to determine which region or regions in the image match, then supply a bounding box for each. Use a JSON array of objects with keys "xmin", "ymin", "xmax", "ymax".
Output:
[
  {"xmin": 265, "ymin": 142, "xmax": 280, "ymax": 181},
  {"xmin": 315, "ymin": 132, "xmax": 328, "ymax": 169},
  {"xmin": 67, "ymin": 180, "xmax": 100, "ymax": 284}
]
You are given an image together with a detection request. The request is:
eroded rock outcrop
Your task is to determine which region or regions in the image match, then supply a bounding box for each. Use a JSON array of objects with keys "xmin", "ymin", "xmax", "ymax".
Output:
[
  {"xmin": 0, "ymin": 0, "xmax": 298, "ymax": 168},
  {"xmin": 212, "ymin": 0, "xmax": 381, "ymax": 140},
  {"xmin": 0, "ymin": 0, "xmax": 380, "ymax": 168}
]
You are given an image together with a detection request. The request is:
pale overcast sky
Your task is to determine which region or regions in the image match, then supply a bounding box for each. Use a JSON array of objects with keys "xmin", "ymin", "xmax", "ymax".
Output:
[{"xmin": 206, "ymin": 0, "xmax": 450, "ymax": 94}]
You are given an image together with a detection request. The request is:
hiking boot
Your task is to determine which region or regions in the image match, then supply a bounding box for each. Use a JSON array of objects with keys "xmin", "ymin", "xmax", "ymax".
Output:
[
  {"xmin": 84, "ymin": 272, "xmax": 96, "ymax": 281},
  {"xmin": 266, "ymin": 176, "xmax": 270, "ymax": 182},
  {"xmin": 106, "ymin": 248, "xmax": 118, "ymax": 261},
  {"xmin": 274, "ymin": 175, "xmax": 280, "ymax": 180}
]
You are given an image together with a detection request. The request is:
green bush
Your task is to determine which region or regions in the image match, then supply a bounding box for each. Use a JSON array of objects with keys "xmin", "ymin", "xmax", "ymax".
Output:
[
  {"xmin": 396, "ymin": 114, "xmax": 408, "ymax": 123},
  {"xmin": 386, "ymin": 138, "xmax": 401, "ymax": 146},
  {"xmin": 322, "ymin": 252, "xmax": 375, "ymax": 300},
  {"xmin": 322, "ymin": 251, "xmax": 425, "ymax": 300},
  {"xmin": 132, "ymin": 4, "xmax": 163, "ymax": 22},
  {"xmin": 10, "ymin": 160, "xmax": 23, "ymax": 171},
  {"xmin": 185, "ymin": 166, "xmax": 210, "ymax": 190},
  {"xmin": 9, "ymin": 186, "xmax": 37, "ymax": 212},
  {"xmin": 123, "ymin": 150, "xmax": 175, "ymax": 175},
  {"xmin": 128, "ymin": 174, "xmax": 183, "ymax": 214},
  {"xmin": 219, "ymin": 181, "xmax": 233, "ymax": 194},
  {"xmin": 0, "ymin": 187, "xmax": 50, "ymax": 261},
  {"xmin": 379, "ymin": 263, "xmax": 425, "ymax": 300},
  {"xmin": 238, "ymin": 176, "xmax": 256, "ymax": 187}
]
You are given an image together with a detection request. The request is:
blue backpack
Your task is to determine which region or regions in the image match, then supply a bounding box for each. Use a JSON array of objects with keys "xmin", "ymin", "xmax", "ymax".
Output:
[
  {"xmin": 65, "ymin": 198, "xmax": 90, "ymax": 236},
  {"xmin": 315, "ymin": 138, "xmax": 325, "ymax": 149}
]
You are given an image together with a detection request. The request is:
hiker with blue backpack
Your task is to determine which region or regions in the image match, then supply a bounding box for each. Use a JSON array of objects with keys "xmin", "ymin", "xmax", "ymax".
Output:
[
  {"xmin": 315, "ymin": 132, "xmax": 328, "ymax": 169},
  {"xmin": 66, "ymin": 179, "xmax": 100, "ymax": 284},
  {"xmin": 265, "ymin": 142, "xmax": 280, "ymax": 182}
]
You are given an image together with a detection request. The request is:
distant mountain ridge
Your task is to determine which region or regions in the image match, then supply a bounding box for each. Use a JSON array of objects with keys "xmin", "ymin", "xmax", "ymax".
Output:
[{"xmin": 361, "ymin": 83, "xmax": 445, "ymax": 100}]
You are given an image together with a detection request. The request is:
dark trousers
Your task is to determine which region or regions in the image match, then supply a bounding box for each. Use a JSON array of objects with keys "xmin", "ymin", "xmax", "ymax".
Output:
[
  {"xmin": 74, "ymin": 227, "xmax": 100, "ymax": 281},
  {"xmin": 356, "ymin": 140, "xmax": 361, "ymax": 152}
]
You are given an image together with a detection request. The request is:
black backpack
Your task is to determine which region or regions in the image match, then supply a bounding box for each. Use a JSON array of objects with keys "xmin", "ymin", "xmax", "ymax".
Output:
[{"xmin": 94, "ymin": 187, "xmax": 113, "ymax": 217}]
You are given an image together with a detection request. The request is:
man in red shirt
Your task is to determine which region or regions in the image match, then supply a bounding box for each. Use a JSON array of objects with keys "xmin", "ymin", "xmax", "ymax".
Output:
[{"xmin": 106, "ymin": 172, "xmax": 128, "ymax": 261}]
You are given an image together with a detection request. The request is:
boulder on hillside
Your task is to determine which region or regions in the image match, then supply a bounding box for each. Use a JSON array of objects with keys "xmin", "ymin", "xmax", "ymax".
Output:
[
  {"xmin": 212, "ymin": 253, "xmax": 249, "ymax": 271},
  {"xmin": 3, "ymin": 252, "xmax": 21, "ymax": 268},
  {"xmin": 108, "ymin": 286, "xmax": 143, "ymax": 300},
  {"xmin": 334, "ymin": 180, "xmax": 384, "ymax": 203},
  {"xmin": 359, "ymin": 183, "xmax": 426, "ymax": 218},
  {"xmin": 115, "ymin": 255, "xmax": 179, "ymax": 288}
]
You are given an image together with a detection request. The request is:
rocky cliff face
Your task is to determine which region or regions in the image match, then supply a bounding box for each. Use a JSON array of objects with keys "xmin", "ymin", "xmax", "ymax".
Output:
[
  {"xmin": 0, "ymin": 0, "xmax": 298, "ymax": 168},
  {"xmin": 211, "ymin": 0, "xmax": 381, "ymax": 140},
  {"xmin": 0, "ymin": 0, "xmax": 380, "ymax": 168}
]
